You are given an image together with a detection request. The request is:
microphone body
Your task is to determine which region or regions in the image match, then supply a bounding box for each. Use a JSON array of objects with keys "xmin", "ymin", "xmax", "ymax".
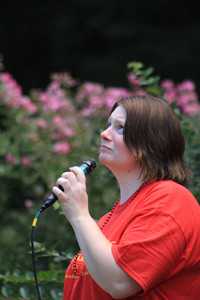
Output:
[{"xmin": 39, "ymin": 158, "xmax": 97, "ymax": 213}]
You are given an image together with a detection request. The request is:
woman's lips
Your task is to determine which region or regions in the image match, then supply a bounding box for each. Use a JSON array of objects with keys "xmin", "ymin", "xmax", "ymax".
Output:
[{"xmin": 100, "ymin": 145, "xmax": 111, "ymax": 151}]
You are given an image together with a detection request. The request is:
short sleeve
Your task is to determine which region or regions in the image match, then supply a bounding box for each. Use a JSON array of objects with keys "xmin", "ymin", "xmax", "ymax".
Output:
[{"xmin": 111, "ymin": 209, "xmax": 186, "ymax": 293}]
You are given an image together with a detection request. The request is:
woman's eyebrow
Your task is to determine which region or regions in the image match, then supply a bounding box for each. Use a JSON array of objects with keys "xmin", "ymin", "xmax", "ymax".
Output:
[{"xmin": 108, "ymin": 115, "xmax": 125, "ymax": 122}]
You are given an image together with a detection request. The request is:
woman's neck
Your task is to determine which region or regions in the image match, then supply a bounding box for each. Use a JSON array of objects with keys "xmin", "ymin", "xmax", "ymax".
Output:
[{"xmin": 115, "ymin": 169, "xmax": 144, "ymax": 204}]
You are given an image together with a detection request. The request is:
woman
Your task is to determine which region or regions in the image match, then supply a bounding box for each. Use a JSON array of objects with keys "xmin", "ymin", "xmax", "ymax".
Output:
[{"xmin": 53, "ymin": 95, "xmax": 200, "ymax": 299}]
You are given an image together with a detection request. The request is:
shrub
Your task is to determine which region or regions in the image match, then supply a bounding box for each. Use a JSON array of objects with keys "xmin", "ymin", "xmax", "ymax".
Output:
[{"xmin": 0, "ymin": 61, "xmax": 199, "ymax": 298}]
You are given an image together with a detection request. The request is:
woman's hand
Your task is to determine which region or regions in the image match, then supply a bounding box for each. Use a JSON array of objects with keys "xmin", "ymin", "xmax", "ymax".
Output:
[{"xmin": 52, "ymin": 166, "xmax": 89, "ymax": 223}]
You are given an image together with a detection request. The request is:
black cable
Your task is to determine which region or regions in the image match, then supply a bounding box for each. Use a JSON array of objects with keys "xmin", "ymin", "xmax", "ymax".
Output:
[{"xmin": 31, "ymin": 222, "xmax": 42, "ymax": 299}]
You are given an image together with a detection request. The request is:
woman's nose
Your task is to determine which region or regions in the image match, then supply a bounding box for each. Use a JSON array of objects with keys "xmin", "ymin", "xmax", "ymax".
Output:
[{"xmin": 100, "ymin": 127, "xmax": 112, "ymax": 141}]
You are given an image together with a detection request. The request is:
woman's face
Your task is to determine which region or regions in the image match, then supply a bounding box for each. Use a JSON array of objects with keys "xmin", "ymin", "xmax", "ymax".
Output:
[{"xmin": 99, "ymin": 105, "xmax": 136, "ymax": 173}]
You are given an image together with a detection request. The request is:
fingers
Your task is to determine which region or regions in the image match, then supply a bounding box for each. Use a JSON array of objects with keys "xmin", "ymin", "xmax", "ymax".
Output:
[
  {"xmin": 62, "ymin": 166, "xmax": 86, "ymax": 183},
  {"xmin": 52, "ymin": 177, "xmax": 70, "ymax": 200},
  {"xmin": 52, "ymin": 166, "xmax": 86, "ymax": 201},
  {"xmin": 52, "ymin": 185, "xmax": 65, "ymax": 200},
  {"xmin": 56, "ymin": 177, "xmax": 71, "ymax": 189}
]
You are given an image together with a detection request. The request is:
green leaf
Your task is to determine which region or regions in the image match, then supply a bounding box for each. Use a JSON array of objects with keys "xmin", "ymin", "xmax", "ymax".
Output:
[
  {"xmin": 19, "ymin": 286, "xmax": 29, "ymax": 297},
  {"xmin": 25, "ymin": 271, "xmax": 34, "ymax": 279},
  {"xmin": 127, "ymin": 61, "xmax": 144, "ymax": 71},
  {"xmin": 1, "ymin": 285, "xmax": 10, "ymax": 297},
  {"xmin": 50, "ymin": 288, "xmax": 60, "ymax": 300},
  {"xmin": 143, "ymin": 67, "xmax": 154, "ymax": 77}
]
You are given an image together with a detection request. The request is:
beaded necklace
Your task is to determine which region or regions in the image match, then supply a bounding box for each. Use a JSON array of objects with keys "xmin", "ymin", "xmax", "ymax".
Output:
[{"xmin": 72, "ymin": 179, "xmax": 153, "ymax": 276}]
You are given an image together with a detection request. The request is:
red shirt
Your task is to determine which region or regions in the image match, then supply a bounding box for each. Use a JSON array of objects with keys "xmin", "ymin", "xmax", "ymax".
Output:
[{"xmin": 63, "ymin": 180, "xmax": 200, "ymax": 299}]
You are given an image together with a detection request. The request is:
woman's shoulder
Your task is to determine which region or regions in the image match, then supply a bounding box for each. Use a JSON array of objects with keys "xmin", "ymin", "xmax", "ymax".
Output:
[
  {"xmin": 150, "ymin": 180, "xmax": 193, "ymax": 197},
  {"xmin": 139, "ymin": 179, "xmax": 199, "ymax": 212}
]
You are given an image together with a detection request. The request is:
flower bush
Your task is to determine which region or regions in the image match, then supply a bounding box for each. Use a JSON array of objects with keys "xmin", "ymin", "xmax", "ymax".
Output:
[{"xmin": 0, "ymin": 60, "xmax": 199, "ymax": 298}]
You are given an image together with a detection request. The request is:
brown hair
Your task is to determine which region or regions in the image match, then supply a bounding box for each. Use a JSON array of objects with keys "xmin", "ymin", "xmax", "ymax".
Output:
[{"xmin": 111, "ymin": 95, "xmax": 191, "ymax": 186}]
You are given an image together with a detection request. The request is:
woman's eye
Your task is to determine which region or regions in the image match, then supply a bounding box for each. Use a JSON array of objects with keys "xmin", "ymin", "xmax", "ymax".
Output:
[{"xmin": 118, "ymin": 125, "xmax": 124, "ymax": 133}]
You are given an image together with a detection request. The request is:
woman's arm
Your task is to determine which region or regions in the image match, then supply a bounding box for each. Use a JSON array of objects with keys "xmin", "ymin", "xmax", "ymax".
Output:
[{"xmin": 53, "ymin": 167, "xmax": 142, "ymax": 298}]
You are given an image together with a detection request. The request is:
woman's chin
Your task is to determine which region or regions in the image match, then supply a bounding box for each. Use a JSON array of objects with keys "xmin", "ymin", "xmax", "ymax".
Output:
[{"xmin": 99, "ymin": 153, "xmax": 111, "ymax": 166}]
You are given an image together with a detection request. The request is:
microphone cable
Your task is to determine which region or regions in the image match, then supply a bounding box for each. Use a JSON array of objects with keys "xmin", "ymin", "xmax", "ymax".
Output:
[
  {"xmin": 30, "ymin": 159, "xmax": 97, "ymax": 299},
  {"xmin": 31, "ymin": 211, "xmax": 41, "ymax": 300}
]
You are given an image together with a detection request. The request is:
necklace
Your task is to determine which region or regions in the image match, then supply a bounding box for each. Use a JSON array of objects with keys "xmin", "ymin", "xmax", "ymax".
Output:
[{"xmin": 72, "ymin": 178, "xmax": 154, "ymax": 276}]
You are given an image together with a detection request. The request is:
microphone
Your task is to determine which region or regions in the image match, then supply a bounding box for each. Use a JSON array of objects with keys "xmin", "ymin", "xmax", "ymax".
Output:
[{"xmin": 39, "ymin": 158, "xmax": 97, "ymax": 213}]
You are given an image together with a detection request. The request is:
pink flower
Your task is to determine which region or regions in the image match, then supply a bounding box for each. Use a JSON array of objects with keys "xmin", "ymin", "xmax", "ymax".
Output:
[
  {"xmin": 182, "ymin": 103, "xmax": 200, "ymax": 115},
  {"xmin": 163, "ymin": 90, "xmax": 177, "ymax": 105},
  {"xmin": 0, "ymin": 73, "xmax": 23, "ymax": 108},
  {"xmin": 53, "ymin": 141, "xmax": 71, "ymax": 154},
  {"xmin": 21, "ymin": 156, "xmax": 30, "ymax": 166},
  {"xmin": 83, "ymin": 82, "xmax": 103, "ymax": 94},
  {"xmin": 81, "ymin": 107, "xmax": 93, "ymax": 116},
  {"xmin": 63, "ymin": 128, "xmax": 74, "ymax": 137},
  {"xmin": 128, "ymin": 73, "xmax": 141, "ymax": 89},
  {"xmin": 53, "ymin": 115, "xmax": 63, "ymax": 125},
  {"xmin": 161, "ymin": 79, "xmax": 175, "ymax": 89},
  {"xmin": 177, "ymin": 86, "xmax": 198, "ymax": 112},
  {"xmin": 51, "ymin": 72, "xmax": 77, "ymax": 87},
  {"xmin": 39, "ymin": 93, "xmax": 48, "ymax": 103},
  {"xmin": 25, "ymin": 199, "xmax": 33, "ymax": 208},
  {"xmin": 177, "ymin": 80, "xmax": 195, "ymax": 92},
  {"xmin": 39, "ymin": 84, "xmax": 72, "ymax": 113},
  {"xmin": 36, "ymin": 118, "xmax": 47, "ymax": 129},
  {"xmin": 104, "ymin": 88, "xmax": 132, "ymax": 109},
  {"xmin": 50, "ymin": 81, "xmax": 60, "ymax": 90},
  {"xmin": 5, "ymin": 153, "xmax": 15, "ymax": 163},
  {"xmin": 105, "ymin": 87, "xmax": 131, "ymax": 100},
  {"xmin": 161, "ymin": 78, "xmax": 200, "ymax": 115},
  {"xmin": 89, "ymin": 96, "xmax": 104, "ymax": 108},
  {"xmin": 77, "ymin": 82, "xmax": 104, "ymax": 104},
  {"xmin": 105, "ymin": 98, "xmax": 116, "ymax": 109},
  {"xmin": 21, "ymin": 97, "xmax": 37, "ymax": 113},
  {"xmin": 161, "ymin": 80, "xmax": 178, "ymax": 105},
  {"xmin": 0, "ymin": 73, "xmax": 37, "ymax": 114}
]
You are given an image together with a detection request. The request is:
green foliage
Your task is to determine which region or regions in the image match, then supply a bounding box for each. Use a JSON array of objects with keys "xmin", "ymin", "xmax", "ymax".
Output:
[
  {"xmin": 179, "ymin": 112, "xmax": 200, "ymax": 199},
  {"xmin": 0, "ymin": 61, "xmax": 199, "ymax": 298},
  {"xmin": 127, "ymin": 61, "xmax": 160, "ymax": 95}
]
